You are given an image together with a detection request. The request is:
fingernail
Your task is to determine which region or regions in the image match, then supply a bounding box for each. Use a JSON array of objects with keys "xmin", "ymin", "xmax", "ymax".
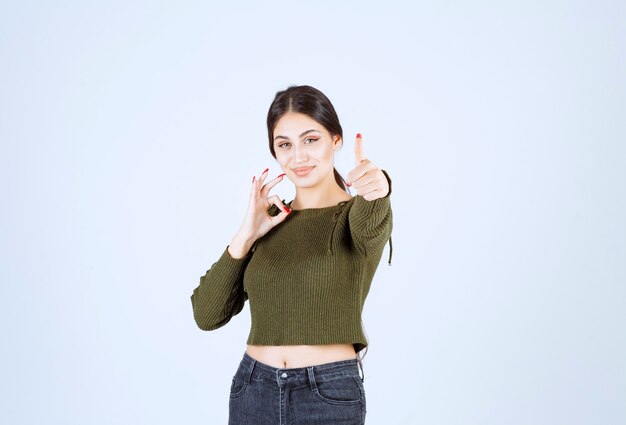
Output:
[
  {"xmin": 283, "ymin": 206, "xmax": 291, "ymax": 213},
  {"xmin": 277, "ymin": 173, "xmax": 286, "ymax": 178},
  {"xmin": 252, "ymin": 176, "xmax": 255, "ymax": 183},
  {"xmin": 346, "ymin": 182, "xmax": 351, "ymax": 187},
  {"xmin": 262, "ymin": 168, "xmax": 269, "ymax": 175},
  {"xmin": 356, "ymin": 133, "xmax": 362, "ymax": 139}
]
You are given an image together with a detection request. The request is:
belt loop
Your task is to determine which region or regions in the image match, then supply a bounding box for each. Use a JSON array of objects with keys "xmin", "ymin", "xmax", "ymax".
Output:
[
  {"xmin": 357, "ymin": 357, "xmax": 365, "ymax": 382},
  {"xmin": 306, "ymin": 366, "xmax": 318, "ymax": 391}
]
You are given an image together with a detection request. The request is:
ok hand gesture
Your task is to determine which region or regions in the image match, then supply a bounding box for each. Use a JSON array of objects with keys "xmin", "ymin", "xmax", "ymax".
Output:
[
  {"xmin": 242, "ymin": 168, "xmax": 291, "ymax": 241},
  {"xmin": 228, "ymin": 168, "xmax": 291, "ymax": 259},
  {"xmin": 345, "ymin": 133, "xmax": 390, "ymax": 201}
]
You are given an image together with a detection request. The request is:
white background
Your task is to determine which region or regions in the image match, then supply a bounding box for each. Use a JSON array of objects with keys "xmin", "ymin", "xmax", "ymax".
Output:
[{"xmin": 1, "ymin": 1, "xmax": 624, "ymax": 424}]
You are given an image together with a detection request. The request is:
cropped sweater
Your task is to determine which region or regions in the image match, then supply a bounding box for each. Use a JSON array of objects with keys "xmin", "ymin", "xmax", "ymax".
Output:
[{"xmin": 190, "ymin": 170, "xmax": 393, "ymax": 354}]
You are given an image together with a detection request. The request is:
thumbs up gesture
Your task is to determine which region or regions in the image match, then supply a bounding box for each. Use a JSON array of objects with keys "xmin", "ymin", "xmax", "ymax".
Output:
[{"xmin": 346, "ymin": 133, "xmax": 390, "ymax": 200}]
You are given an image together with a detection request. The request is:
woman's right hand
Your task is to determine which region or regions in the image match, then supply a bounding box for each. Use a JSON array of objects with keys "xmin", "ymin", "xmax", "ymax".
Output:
[{"xmin": 230, "ymin": 168, "xmax": 291, "ymax": 256}]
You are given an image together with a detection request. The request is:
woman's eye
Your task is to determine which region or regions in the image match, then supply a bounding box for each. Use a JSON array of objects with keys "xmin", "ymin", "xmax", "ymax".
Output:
[{"xmin": 278, "ymin": 138, "xmax": 317, "ymax": 149}]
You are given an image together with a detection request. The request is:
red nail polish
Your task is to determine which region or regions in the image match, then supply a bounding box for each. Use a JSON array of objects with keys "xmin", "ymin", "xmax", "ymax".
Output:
[
  {"xmin": 262, "ymin": 168, "xmax": 269, "ymax": 175},
  {"xmin": 346, "ymin": 182, "xmax": 351, "ymax": 187},
  {"xmin": 356, "ymin": 133, "xmax": 362, "ymax": 139},
  {"xmin": 277, "ymin": 173, "xmax": 286, "ymax": 178},
  {"xmin": 252, "ymin": 176, "xmax": 255, "ymax": 183},
  {"xmin": 283, "ymin": 206, "xmax": 291, "ymax": 213}
]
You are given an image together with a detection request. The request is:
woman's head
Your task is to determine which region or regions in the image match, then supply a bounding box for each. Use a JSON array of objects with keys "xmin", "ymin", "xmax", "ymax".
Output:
[{"xmin": 267, "ymin": 85, "xmax": 348, "ymax": 192}]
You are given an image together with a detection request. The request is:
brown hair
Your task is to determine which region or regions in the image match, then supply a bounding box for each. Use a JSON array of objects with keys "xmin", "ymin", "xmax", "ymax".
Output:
[{"xmin": 266, "ymin": 84, "xmax": 349, "ymax": 192}]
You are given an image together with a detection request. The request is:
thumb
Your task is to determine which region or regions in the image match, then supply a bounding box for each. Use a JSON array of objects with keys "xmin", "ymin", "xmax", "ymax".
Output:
[{"xmin": 354, "ymin": 132, "xmax": 366, "ymax": 166}]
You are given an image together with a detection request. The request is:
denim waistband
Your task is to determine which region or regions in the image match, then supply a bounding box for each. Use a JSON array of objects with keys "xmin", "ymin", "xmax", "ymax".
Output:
[{"xmin": 239, "ymin": 351, "xmax": 365, "ymax": 386}]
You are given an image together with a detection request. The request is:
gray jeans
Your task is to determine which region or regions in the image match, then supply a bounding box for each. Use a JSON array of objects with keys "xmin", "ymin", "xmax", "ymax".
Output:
[{"xmin": 228, "ymin": 351, "xmax": 367, "ymax": 424}]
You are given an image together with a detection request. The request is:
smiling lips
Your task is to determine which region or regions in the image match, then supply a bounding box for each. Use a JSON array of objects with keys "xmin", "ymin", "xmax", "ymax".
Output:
[{"xmin": 293, "ymin": 166, "xmax": 314, "ymax": 176}]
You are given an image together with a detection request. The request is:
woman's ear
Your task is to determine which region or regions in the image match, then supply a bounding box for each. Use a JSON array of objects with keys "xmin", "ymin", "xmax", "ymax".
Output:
[{"xmin": 333, "ymin": 135, "xmax": 342, "ymax": 151}]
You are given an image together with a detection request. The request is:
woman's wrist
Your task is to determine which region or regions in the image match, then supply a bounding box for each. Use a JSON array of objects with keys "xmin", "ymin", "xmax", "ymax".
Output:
[{"xmin": 228, "ymin": 233, "xmax": 256, "ymax": 259}]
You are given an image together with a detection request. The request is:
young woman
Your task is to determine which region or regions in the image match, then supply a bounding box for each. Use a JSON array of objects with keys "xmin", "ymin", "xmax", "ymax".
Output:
[{"xmin": 190, "ymin": 84, "xmax": 393, "ymax": 425}]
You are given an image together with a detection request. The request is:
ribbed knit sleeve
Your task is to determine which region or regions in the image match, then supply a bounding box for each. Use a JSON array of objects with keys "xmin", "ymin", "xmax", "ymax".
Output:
[
  {"xmin": 190, "ymin": 245, "xmax": 250, "ymax": 331},
  {"xmin": 348, "ymin": 169, "xmax": 393, "ymax": 257}
]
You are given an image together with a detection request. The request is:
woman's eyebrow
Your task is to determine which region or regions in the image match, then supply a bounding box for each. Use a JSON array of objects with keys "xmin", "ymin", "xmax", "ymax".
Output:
[{"xmin": 274, "ymin": 129, "xmax": 320, "ymax": 141}]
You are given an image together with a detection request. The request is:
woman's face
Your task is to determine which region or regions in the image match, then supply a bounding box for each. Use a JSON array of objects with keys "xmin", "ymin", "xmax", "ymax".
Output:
[{"xmin": 272, "ymin": 111, "xmax": 341, "ymax": 187}]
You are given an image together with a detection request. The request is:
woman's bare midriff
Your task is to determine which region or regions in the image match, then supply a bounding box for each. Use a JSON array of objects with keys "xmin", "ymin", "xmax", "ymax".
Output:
[{"xmin": 246, "ymin": 344, "xmax": 357, "ymax": 368}]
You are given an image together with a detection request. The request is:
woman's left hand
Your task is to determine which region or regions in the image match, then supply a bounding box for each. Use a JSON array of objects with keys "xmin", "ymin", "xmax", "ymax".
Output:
[{"xmin": 346, "ymin": 133, "xmax": 390, "ymax": 201}]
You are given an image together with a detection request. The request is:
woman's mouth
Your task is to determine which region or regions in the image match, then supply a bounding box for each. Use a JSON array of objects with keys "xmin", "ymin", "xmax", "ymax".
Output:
[{"xmin": 293, "ymin": 166, "xmax": 314, "ymax": 176}]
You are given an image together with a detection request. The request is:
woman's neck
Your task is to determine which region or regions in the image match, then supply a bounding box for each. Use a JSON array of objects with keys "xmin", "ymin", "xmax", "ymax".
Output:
[{"xmin": 290, "ymin": 177, "xmax": 352, "ymax": 210}]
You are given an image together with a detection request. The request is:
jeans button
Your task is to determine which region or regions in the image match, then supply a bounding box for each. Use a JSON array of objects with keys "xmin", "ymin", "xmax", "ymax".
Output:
[{"xmin": 280, "ymin": 372, "xmax": 288, "ymax": 379}]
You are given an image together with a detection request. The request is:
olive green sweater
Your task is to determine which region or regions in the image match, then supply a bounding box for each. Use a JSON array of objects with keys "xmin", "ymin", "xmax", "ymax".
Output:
[{"xmin": 190, "ymin": 170, "xmax": 393, "ymax": 354}]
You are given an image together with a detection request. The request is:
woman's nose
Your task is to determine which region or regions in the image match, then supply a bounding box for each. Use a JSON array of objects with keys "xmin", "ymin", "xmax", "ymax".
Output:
[{"xmin": 294, "ymin": 146, "xmax": 307, "ymax": 162}]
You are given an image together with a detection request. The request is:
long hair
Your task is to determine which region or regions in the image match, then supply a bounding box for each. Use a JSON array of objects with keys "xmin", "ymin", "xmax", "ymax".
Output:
[{"xmin": 266, "ymin": 84, "xmax": 348, "ymax": 192}]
